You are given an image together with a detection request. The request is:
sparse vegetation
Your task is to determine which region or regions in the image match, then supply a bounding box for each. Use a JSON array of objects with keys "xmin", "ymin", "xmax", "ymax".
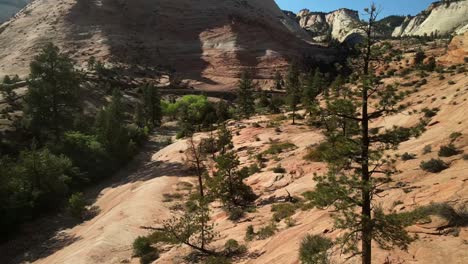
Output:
[
  {"xmin": 272, "ymin": 164, "xmax": 286, "ymax": 174},
  {"xmin": 423, "ymin": 145, "xmax": 432, "ymax": 154},
  {"xmin": 438, "ymin": 144, "xmax": 461, "ymax": 157},
  {"xmin": 420, "ymin": 158, "xmax": 449, "ymax": 173},
  {"xmin": 401, "ymin": 152, "xmax": 417, "ymax": 161},
  {"xmin": 257, "ymin": 222, "xmax": 278, "ymax": 240},
  {"xmin": 299, "ymin": 234, "xmax": 333, "ymax": 264},
  {"xmin": 271, "ymin": 203, "xmax": 297, "ymax": 222},
  {"xmin": 263, "ymin": 142, "xmax": 296, "ymax": 155},
  {"xmin": 68, "ymin": 192, "xmax": 87, "ymax": 220}
]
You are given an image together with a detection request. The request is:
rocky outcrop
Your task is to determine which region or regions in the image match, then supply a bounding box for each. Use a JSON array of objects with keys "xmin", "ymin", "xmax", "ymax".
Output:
[
  {"xmin": 0, "ymin": 0, "xmax": 335, "ymax": 90},
  {"xmin": 297, "ymin": 8, "xmax": 360, "ymax": 42},
  {"xmin": 392, "ymin": 0, "xmax": 468, "ymax": 37},
  {"xmin": 0, "ymin": 0, "xmax": 30, "ymax": 23}
]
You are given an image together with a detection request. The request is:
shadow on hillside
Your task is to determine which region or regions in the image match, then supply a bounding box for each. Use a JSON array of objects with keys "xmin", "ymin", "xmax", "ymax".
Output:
[
  {"xmin": 0, "ymin": 217, "xmax": 82, "ymax": 264},
  {"xmin": 63, "ymin": 0, "xmax": 322, "ymax": 86},
  {"xmin": 0, "ymin": 123, "xmax": 184, "ymax": 263}
]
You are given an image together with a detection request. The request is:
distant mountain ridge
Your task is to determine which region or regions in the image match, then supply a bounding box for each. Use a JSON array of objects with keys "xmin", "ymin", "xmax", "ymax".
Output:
[
  {"xmin": 392, "ymin": 0, "xmax": 468, "ymax": 37},
  {"xmin": 285, "ymin": 0, "xmax": 468, "ymax": 42}
]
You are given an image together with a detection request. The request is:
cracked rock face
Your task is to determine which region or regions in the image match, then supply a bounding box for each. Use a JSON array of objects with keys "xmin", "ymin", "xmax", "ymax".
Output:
[{"xmin": 392, "ymin": 0, "xmax": 468, "ymax": 37}]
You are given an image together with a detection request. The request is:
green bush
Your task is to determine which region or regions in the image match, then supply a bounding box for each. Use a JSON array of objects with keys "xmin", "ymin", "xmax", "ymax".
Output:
[
  {"xmin": 248, "ymin": 163, "xmax": 261, "ymax": 175},
  {"xmin": 257, "ymin": 222, "xmax": 277, "ymax": 240},
  {"xmin": 299, "ymin": 234, "xmax": 333, "ymax": 264},
  {"xmin": 204, "ymin": 256, "xmax": 232, "ymax": 264},
  {"xmin": 245, "ymin": 225, "xmax": 255, "ymax": 241},
  {"xmin": 228, "ymin": 207, "xmax": 245, "ymax": 221},
  {"xmin": 438, "ymin": 144, "xmax": 461, "ymax": 157},
  {"xmin": 56, "ymin": 131, "xmax": 112, "ymax": 185},
  {"xmin": 449, "ymin": 132, "xmax": 462, "ymax": 141},
  {"xmin": 271, "ymin": 203, "xmax": 297, "ymax": 222},
  {"xmin": 272, "ymin": 164, "xmax": 286, "ymax": 174},
  {"xmin": 68, "ymin": 192, "xmax": 86, "ymax": 219},
  {"xmin": 421, "ymin": 107, "xmax": 439, "ymax": 118},
  {"xmin": 423, "ymin": 145, "xmax": 432, "ymax": 154},
  {"xmin": 401, "ymin": 152, "xmax": 417, "ymax": 161},
  {"xmin": 224, "ymin": 239, "xmax": 247, "ymax": 257},
  {"xmin": 420, "ymin": 159, "xmax": 449, "ymax": 173},
  {"xmin": 264, "ymin": 142, "xmax": 296, "ymax": 155},
  {"xmin": 140, "ymin": 251, "xmax": 159, "ymax": 264},
  {"xmin": 133, "ymin": 236, "xmax": 153, "ymax": 257}
]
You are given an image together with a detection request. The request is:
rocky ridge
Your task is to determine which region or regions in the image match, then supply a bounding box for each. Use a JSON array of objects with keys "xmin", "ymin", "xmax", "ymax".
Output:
[
  {"xmin": 0, "ymin": 0, "xmax": 334, "ymax": 90},
  {"xmin": 392, "ymin": 0, "xmax": 468, "ymax": 37},
  {"xmin": 296, "ymin": 8, "xmax": 360, "ymax": 43}
]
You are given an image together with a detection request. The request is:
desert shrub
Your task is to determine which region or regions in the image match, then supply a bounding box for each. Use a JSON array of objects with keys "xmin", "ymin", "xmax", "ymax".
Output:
[
  {"xmin": 423, "ymin": 145, "xmax": 432, "ymax": 154},
  {"xmin": 257, "ymin": 222, "xmax": 277, "ymax": 239},
  {"xmin": 228, "ymin": 207, "xmax": 245, "ymax": 221},
  {"xmin": 421, "ymin": 107, "xmax": 439, "ymax": 118},
  {"xmin": 272, "ymin": 164, "xmax": 286, "ymax": 174},
  {"xmin": 448, "ymin": 81, "xmax": 456, "ymax": 85},
  {"xmin": 396, "ymin": 203, "xmax": 468, "ymax": 228},
  {"xmin": 140, "ymin": 251, "xmax": 159, "ymax": 264},
  {"xmin": 248, "ymin": 163, "xmax": 261, "ymax": 175},
  {"xmin": 263, "ymin": 142, "xmax": 296, "ymax": 155},
  {"xmin": 204, "ymin": 256, "xmax": 232, "ymax": 264},
  {"xmin": 162, "ymin": 193, "xmax": 183, "ymax": 202},
  {"xmin": 271, "ymin": 203, "xmax": 297, "ymax": 222},
  {"xmin": 420, "ymin": 159, "xmax": 449, "ymax": 173},
  {"xmin": 252, "ymin": 122, "xmax": 261, "ymax": 128},
  {"xmin": 299, "ymin": 234, "xmax": 333, "ymax": 264},
  {"xmin": 449, "ymin": 132, "xmax": 462, "ymax": 141},
  {"xmin": 304, "ymin": 147, "xmax": 321, "ymax": 162},
  {"xmin": 245, "ymin": 225, "xmax": 255, "ymax": 241},
  {"xmin": 438, "ymin": 144, "xmax": 461, "ymax": 157},
  {"xmin": 133, "ymin": 236, "xmax": 153, "ymax": 257},
  {"xmin": 224, "ymin": 239, "xmax": 247, "ymax": 257},
  {"xmin": 68, "ymin": 192, "xmax": 87, "ymax": 219},
  {"xmin": 401, "ymin": 152, "xmax": 417, "ymax": 161},
  {"xmin": 463, "ymin": 154, "xmax": 468, "ymax": 160},
  {"xmin": 285, "ymin": 217, "xmax": 297, "ymax": 227}
]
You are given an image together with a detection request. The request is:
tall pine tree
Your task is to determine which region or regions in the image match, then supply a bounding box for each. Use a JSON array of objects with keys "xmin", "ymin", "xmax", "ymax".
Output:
[
  {"xmin": 236, "ymin": 70, "xmax": 255, "ymax": 118},
  {"xmin": 23, "ymin": 43, "xmax": 81, "ymax": 142},
  {"xmin": 285, "ymin": 63, "xmax": 301, "ymax": 124},
  {"xmin": 306, "ymin": 5, "xmax": 413, "ymax": 264},
  {"xmin": 141, "ymin": 83, "xmax": 162, "ymax": 127}
]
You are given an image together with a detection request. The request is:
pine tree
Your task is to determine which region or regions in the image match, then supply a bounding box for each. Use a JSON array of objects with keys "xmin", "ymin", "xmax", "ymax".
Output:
[
  {"xmin": 134, "ymin": 103, "xmax": 145, "ymax": 128},
  {"xmin": 141, "ymin": 83, "xmax": 162, "ymax": 127},
  {"xmin": 274, "ymin": 70, "xmax": 283, "ymax": 90},
  {"xmin": 236, "ymin": 70, "xmax": 255, "ymax": 118},
  {"xmin": 216, "ymin": 123, "xmax": 232, "ymax": 155},
  {"xmin": 306, "ymin": 5, "xmax": 413, "ymax": 264},
  {"xmin": 23, "ymin": 43, "xmax": 81, "ymax": 142},
  {"xmin": 1, "ymin": 76, "xmax": 16, "ymax": 105},
  {"xmin": 207, "ymin": 151, "xmax": 256, "ymax": 210},
  {"xmin": 285, "ymin": 63, "xmax": 302, "ymax": 124},
  {"xmin": 302, "ymin": 69, "xmax": 322, "ymax": 116},
  {"xmin": 95, "ymin": 89, "xmax": 130, "ymax": 161}
]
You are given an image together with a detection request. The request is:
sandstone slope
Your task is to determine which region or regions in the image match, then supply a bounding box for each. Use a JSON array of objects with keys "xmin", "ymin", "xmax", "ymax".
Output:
[
  {"xmin": 0, "ymin": 0, "xmax": 335, "ymax": 90},
  {"xmin": 3, "ymin": 39, "xmax": 466, "ymax": 264}
]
